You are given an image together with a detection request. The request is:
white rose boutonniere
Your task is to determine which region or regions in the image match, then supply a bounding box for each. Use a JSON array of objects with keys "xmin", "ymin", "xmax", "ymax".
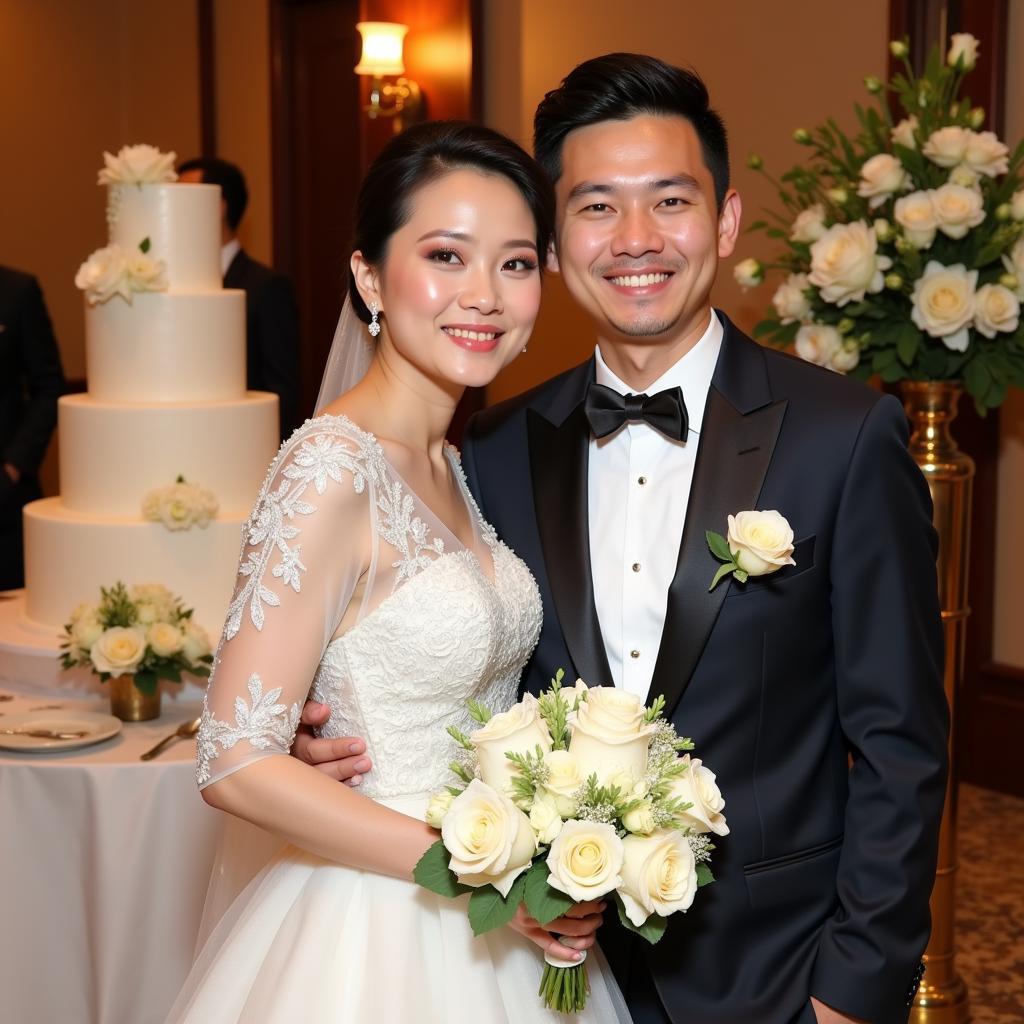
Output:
[{"xmin": 706, "ymin": 510, "xmax": 796, "ymax": 590}]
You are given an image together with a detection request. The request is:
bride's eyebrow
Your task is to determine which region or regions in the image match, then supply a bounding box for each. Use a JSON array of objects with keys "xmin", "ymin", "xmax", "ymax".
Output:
[{"xmin": 416, "ymin": 229, "xmax": 536, "ymax": 252}]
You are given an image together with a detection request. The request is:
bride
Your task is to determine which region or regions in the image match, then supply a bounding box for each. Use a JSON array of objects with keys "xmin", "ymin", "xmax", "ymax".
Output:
[{"xmin": 167, "ymin": 122, "xmax": 628, "ymax": 1022}]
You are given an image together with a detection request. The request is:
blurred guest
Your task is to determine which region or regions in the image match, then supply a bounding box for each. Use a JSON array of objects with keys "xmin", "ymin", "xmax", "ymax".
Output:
[
  {"xmin": 0, "ymin": 265, "xmax": 65, "ymax": 590},
  {"xmin": 178, "ymin": 157, "xmax": 300, "ymax": 439}
]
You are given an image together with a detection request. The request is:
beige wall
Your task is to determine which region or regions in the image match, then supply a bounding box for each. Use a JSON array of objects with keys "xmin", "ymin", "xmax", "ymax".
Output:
[
  {"xmin": 0, "ymin": 0, "xmax": 201, "ymax": 382},
  {"xmin": 992, "ymin": 1, "xmax": 1024, "ymax": 668},
  {"xmin": 482, "ymin": 0, "xmax": 889, "ymax": 403}
]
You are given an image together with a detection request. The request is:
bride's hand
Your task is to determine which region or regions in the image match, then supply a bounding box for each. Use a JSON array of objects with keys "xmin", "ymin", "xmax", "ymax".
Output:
[
  {"xmin": 507, "ymin": 900, "xmax": 606, "ymax": 961},
  {"xmin": 290, "ymin": 701, "xmax": 373, "ymax": 785}
]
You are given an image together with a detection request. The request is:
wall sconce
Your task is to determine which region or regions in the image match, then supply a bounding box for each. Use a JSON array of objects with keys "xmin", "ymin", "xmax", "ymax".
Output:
[{"xmin": 355, "ymin": 21, "xmax": 423, "ymax": 133}]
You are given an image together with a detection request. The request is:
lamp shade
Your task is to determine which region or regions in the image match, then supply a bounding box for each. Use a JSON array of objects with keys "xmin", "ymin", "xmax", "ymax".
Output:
[{"xmin": 354, "ymin": 22, "xmax": 408, "ymax": 76}]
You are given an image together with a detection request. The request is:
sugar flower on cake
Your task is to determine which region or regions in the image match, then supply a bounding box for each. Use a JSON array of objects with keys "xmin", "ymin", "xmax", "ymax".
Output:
[
  {"xmin": 97, "ymin": 144, "xmax": 178, "ymax": 185},
  {"xmin": 75, "ymin": 242, "xmax": 167, "ymax": 306},
  {"xmin": 141, "ymin": 476, "xmax": 220, "ymax": 532}
]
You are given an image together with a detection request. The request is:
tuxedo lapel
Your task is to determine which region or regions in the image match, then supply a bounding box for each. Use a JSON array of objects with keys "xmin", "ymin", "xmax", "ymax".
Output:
[
  {"xmin": 649, "ymin": 319, "xmax": 787, "ymax": 718},
  {"xmin": 223, "ymin": 250, "xmax": 247, "ymax": 289},
  {"xmin": 527, "ymin": 361, "xmax": 612, "ymax": 686}
]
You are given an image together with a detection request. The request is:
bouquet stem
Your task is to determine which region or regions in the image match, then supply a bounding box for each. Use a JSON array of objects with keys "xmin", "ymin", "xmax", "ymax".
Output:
[{"xmin": 539, "ymin": 953, "xmax": 590, "ymax": 1013}]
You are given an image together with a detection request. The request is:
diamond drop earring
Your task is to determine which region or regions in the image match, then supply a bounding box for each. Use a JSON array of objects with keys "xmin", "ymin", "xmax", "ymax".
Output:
[{"xmin": 368, "ymin": 302, "xmax": 381, "ymax": 338}]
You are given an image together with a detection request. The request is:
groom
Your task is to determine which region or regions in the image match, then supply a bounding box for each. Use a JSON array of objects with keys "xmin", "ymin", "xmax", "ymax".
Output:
[{"xmin": 298, "ymin": 54, "xmax": 948, "ymax": 1024}]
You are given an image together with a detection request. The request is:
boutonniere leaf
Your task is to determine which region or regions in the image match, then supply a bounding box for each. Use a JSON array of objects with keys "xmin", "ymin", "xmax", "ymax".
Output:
[
  {"xmin": 707, "ymin": 511, "xmax": 796, "ymax": 592},
  {"xmin": 706, "ymin": 530, "xmax": 747, "ymax": 591}
]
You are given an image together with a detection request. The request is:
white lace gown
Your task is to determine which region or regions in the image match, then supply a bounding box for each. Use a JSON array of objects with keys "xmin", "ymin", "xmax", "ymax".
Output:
[{"xmin": 166, "ymin": 416, "xmax": 630, "ymax": 1023}]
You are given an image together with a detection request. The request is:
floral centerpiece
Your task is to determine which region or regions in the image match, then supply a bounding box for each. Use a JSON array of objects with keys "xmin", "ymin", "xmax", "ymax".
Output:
[
  {"xmin": 414, "ymin": 671, "xmax": 726, "ymax": 1013},
  {"xmin": 141, "ymin": 476, "xmax": 219, "ymax": 531},
  {"xmin": 735, "ymin": 32, "xmax": 1023, "ymax": 411},
  {"xmin": 60, "ymin": 582, "xmax": 213, "ymax": 720}
]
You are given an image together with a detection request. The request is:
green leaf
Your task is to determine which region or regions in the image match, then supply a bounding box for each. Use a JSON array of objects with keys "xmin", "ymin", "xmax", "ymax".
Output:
[
  {"xmin": 613, "ymin": 892, "xmax": 668, "ymax": 944},
  {"xmin": 752, "ymin": 318, "xmax": 780, "ymax": 339},
  {"xmin": 466, "ymin": 699, "xmax": 492, "ymax": 724},
  {"xmin": 524, "ymin": 859, "xmax": 574, "ymax": 925},
  {"xmin": 708, "ymin": 563, "xmax": 737, "ymax": 592},
  {"xmin": 696, "ymin": 863, "xmax": 715, "ymax": 888},
  {"xmin": 413, "ymin": 839, "xmax": 472, "ymax": 898},
  {"xmin": 139, "ymin": 236, "xmax": 151, "ymax": 254},
  {"xmin": 896, "ymin": 324, "xmax": 921, "ymax": 366},
  {"xmin": 963, "ymin": 357, "xmax": 992, "ymax": 402},
  {"xmin": 467, "ymin": 872, "xmax": 528, "ymax": 936},
  {"xmin": 133, "ymin": 670, "xmax": 158, "ymax": 694},
  {"xmin": 705, "ymin": 530, "xmax": 732, "ymax": 563}
]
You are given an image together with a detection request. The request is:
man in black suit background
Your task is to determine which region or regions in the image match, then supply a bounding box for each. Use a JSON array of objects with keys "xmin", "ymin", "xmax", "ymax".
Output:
[
  {"xmin": 178, "ymin": 158, "xmax": 300, "ymax": 440},
  {"xmin": 0, "ymin": 265, "xmax": 65, "ymax": 589}
]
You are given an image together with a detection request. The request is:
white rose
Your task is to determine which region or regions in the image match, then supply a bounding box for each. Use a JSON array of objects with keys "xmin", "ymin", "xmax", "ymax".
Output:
[
  {"xmin": 1011, "ymin": 190, "xmax": 1024, "ymax": 222},
  {"xmin": 68, "ymin": 601, "xmax": 98, "ymax": 626},
  {"xmin": 182, "ymin": 620, "xmax": 212, "ymax": 663},
  {"xmin": 963, "ymin": 131, "xmax": 1009, "ymax": 178},
  {"xmin": 733, "ymin": 258, "xmax": 763, "ymax": 289},
  {"xmin": 790, "ymin": 203, "xmax": 827, "ymax": 243},
  {"xmin": 726, "ymin": 510, "xmax": 796, "ymax": 578},
  {"xmin": 622, "ymin": 800, "xmax": 656, "ymax": 836},
  {"xmin": 158, "ymin": 491, "xmax": 197, "ymax": 531},
  {"xmin": 147, "ymin": 621, "xmax": 184, "ymax": 657},
  {"xmin": 911, "ymin": 261, "xmax": 978, "ymax": 352},
  {"xmin": 891, "ymin": 115, "xmax": 919, "ymax": 150},
  {"xmin": 529, "ymin": 793, "xmax": 563, "ymax": 845},
  {"xmin": 90, "ymin": 626, "xmax": 147, "ymax": 678},
  {"xmin": 618, "ymin": 829, "xmax": 698, "ymax": 927},
  {"xmin": 794, "ymin": 323, "xmax": 842, "ymax": 367},
  {"xmin": 856, "ymin": 154, "xmax": 910, "ymax": 209},
  {"xmin": 932, "ymin": 184, "xmax": 986, "ymax": 240},
  {"xmin": 894, "ymin": 190, "xmax": 938, "ymax": 249},
  {"xmin": 471, "ymin": 693, "xmax": 552, "ymax": 795},
  {"xmin": 75, "ymin": 245, "xmax": 130, "ymax": 305},
  {"xmin": 948, "ymin": 165, "xmax": 980, "ymax": 189},
  {"xmin": 829, "ymin": 341, "xmax": 861, "ymax": 373},
  {"xmin": 425, "ymin": 790, "xmax": 455, "ymax": 828},
  {"xmin": 542, "ymin": 749, "xmax": 584, "ymax": 818},
  {"xmin": 441, "ymin": 779, "xmax": 537, "ymax": 897},
  {"xmin": 1002, "ymin": 237, "xmax": 1024, "ymax": 299},
  {"xmin": 974, "ymin": 284, "xmax": 1020, "ymax": 338},
  {"xmin": 545, "ymin": 819, "xmax": 624, "ymax": 903},
  {"xmin": 771, "ymin": 273, "xmax": 811, "ymax": 324},
  {"xmin": 97, "ymin": 144, "xmax": 178, "ymax": 185},
  {"xmin": 131, "ymin": 583, "xmax": 176, "ymax": 623},
  {"xmin": 947, "ymin": 32, "xmax": 979, "ymax": 70},
  {"xmin": 568, "ymin": 686, "xmax": 657, "ymax": 787},
  {"xmin": 922, "ymin": 126, "xmax": 971, "ymax": 168},
  {"xmin": 71, "ymin": 612, "xmax": 105, "ymax": 653},
  {"xmin": 126, "ymin": 252, "xmax": 168, "ymax": 294},
  {"xmin": 808, "ymin": 221, "xmax": 891, "ymax": 306},
  {"xmin": 668, "ymin": 755, "xmax": 730, "ymax": 836}
]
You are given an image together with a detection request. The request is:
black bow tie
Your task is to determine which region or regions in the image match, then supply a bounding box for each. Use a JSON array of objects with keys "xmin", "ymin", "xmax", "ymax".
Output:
[{"xmin": 584, "ymin": 382, "xmax": 689, "ymax": 442}]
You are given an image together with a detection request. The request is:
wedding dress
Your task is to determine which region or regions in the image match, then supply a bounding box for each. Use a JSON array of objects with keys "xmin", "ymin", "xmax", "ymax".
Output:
[{"xmin": 166, "ymin": 415, "xmax": 629, "ymax": 1023}]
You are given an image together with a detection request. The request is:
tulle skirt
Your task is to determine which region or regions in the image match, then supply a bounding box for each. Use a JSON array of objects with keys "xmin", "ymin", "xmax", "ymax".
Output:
[{"xmin": 166, "ymin": 797, "xmax": 631, "ymax": 1023}]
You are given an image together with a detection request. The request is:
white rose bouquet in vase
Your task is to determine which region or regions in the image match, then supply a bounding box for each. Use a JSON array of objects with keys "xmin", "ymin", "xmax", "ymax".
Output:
[
  {"xmin": 59, "ymin": 581, "xmax": 213, "ymax": 721},
  {"xmin": 414, "ymin": 671, "xmax": 726, "ymax": 1013},
  {"xmin": 736, "ymin": 33, "xmax": 1023, "ymax": 411}
]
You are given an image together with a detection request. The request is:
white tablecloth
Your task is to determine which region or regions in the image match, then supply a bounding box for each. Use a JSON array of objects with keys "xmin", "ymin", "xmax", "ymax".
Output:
[{"xmin": 0, "ymin": 692, "xmax": 224, "ymax": 1024}]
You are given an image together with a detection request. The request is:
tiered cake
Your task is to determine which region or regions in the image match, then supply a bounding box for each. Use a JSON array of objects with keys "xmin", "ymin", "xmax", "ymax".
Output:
[{"xmin": 21, "ymin": 146, "xmax": 279, "ymax": 634}]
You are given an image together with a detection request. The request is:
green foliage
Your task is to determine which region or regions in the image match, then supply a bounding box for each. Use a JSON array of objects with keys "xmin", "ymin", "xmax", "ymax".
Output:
[
  {"xmin": 467, "ymin": 872, "xmax": 528, "ymax": 936},
  {"xmin": 413, "ymin": 839, "xmax": 472, "ymax": 898},
  {"xmin": 523, "ymin": 859, "xmax": 575, "ymax": 925},
  {"xmin": 613, "ymin": 892, "xmax": 668, "ymax": 944},
  {"xmin": 466, "ymin": 699, "xmax": 492, "ymax": 724}
]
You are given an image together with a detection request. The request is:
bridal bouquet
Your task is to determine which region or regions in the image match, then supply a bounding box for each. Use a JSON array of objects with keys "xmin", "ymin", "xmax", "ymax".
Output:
[
  {"xmin": 735, "ymin": 32, "xmax": 1024, "ymax": 412},
  {"xmin": 414, "ymin": 671, "xmax": 727, "ymax": 1013}
]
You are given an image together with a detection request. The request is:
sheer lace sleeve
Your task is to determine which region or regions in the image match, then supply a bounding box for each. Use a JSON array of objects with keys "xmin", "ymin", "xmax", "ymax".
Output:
[{"xmin": 197, "ymin": 419, "xmax": 375, "ymax": 788}]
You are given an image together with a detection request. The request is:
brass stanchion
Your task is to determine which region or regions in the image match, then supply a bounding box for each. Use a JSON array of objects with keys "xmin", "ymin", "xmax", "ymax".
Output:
[{"xmin": 902, "ymin": 381, "xmax": 971, "ymax": 1023}]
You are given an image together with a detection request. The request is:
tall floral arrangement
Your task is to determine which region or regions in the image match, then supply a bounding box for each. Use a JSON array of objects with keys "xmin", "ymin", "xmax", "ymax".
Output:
[{"xmin": 734, "ymin": 33, "xmax": 1024, "ymax": 411}]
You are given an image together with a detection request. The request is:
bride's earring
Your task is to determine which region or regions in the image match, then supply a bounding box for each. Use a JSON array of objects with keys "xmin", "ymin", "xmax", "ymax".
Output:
[{"xmin": 368, "ymin": 302, "xmax": 381, "ymax": 338}]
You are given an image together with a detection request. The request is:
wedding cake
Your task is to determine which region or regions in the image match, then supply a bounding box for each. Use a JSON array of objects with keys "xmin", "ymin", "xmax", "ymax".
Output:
[{"xmin": 20, "ymin": 145, "xmax": 279, "ymax": 636}]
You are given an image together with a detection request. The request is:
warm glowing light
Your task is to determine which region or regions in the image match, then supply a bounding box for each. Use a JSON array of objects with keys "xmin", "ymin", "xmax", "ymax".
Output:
[{"xmin": 354, "ymin": 22, "xmax": 408, "ymax": 77}]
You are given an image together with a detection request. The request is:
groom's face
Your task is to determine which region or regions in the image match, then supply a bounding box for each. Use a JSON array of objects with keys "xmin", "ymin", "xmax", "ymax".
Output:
[{"xmin": 550, "ymin": 114, "xmax": 739, "ymax": 347}]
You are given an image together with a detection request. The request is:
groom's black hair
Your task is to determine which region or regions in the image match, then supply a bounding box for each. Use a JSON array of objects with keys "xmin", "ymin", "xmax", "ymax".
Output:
[
  {"xmin": 533, "ymin": 53, "xmax": 730, "ymax": 209},
  {"xmin": 347, "ymin": 120, "xmax": 554, "ymax": 325}
]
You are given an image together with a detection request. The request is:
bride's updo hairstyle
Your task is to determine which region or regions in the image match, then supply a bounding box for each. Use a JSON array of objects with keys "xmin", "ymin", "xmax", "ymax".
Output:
[{"xmin": 348, "ymin": 120, "xmax": 555, "ymax": 324}]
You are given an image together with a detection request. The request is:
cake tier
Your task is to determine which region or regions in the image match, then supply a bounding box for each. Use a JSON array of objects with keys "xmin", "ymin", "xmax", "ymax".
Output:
[
  {"xmin": 57, "ymin": 392, "xmax": 279, "ymax": 517},
  {"xmin": 85, "ymin": 289, "xmax": 246, "ymax": 401},
  {"xmin": 108, "ymin": 182, "xmax": 222, "ymax": 290},
  {"xmin": 23, "ymin": 498, "xmax": 246, "ymax": 631}
]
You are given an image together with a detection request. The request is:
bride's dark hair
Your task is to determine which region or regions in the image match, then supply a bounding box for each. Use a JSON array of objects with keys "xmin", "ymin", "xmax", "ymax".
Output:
[{"xmin": 348, "ymin": 120, "xmax": 555, "ymax": 324}]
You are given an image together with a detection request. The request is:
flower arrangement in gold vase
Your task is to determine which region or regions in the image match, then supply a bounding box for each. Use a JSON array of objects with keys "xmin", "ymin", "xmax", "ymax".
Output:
[{"xmin": 734, "ymin": 32, "xmax": 1023, "ymax": 411}]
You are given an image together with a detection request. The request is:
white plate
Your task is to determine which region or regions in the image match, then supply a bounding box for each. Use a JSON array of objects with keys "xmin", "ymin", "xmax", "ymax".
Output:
[{"xmin": 0, "ymin": 710, "xmax": 122, "ymax": 752}]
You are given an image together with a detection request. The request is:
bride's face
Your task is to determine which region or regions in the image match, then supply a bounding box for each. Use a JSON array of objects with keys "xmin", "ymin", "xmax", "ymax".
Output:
[{"xmin": 362, "ymin": 168, "xmax": 542, "ymax": 390}]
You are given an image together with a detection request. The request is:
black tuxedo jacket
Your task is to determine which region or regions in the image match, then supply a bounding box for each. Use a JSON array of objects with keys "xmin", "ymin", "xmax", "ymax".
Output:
[
  {"xmin": 462, "ymin": 314, "xmax": 948, "ymax": 1024},
  {"xmin": 224, "ymin": 249, "xmax": 300, "ymax": 440}
]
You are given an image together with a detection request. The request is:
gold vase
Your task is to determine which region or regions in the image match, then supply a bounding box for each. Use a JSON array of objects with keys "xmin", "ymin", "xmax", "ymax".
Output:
[
  {"xmin": 108, "ymin": 675, "xmax": 162, "ymax": 722},
  {"xmin": 901, "ymin": 381, "xmax": 971, "ymax": 1023}
]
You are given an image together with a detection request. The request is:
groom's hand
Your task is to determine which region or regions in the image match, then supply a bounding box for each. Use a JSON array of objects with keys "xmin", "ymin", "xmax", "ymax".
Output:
[
  {"xmin": 508, "ymin": 900, "xmax": 606, "ymax": 961},
  {"xmin": 290, "ymin": 700, "xmax": 372, "ymax": 785},
  {"xmin": 810, "ymin": 997, "xmax": 870, "ymax": 1024}
]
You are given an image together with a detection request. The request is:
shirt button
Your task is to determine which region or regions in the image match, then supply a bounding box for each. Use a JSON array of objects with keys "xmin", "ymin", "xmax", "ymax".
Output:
[
  {"xmin": 632, "ymin": 562, "xmax": 641, "ymax": 572},
  {"xmin": 630, "ymin": 649, "xmax": 640, "ymax": 659},
  {"xmin": 637, "ymin": 476, "xmax": 647, "ymax": 486}
]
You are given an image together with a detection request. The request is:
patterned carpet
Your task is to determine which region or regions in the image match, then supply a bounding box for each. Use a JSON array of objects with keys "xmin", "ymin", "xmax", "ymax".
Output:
[{"xmin": 955, "ymin": 783, "xmax": 1024, "ymax": 1022}]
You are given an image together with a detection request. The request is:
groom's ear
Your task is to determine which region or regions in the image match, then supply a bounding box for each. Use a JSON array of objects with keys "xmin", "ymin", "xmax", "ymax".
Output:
[
  {"xmin": 546, "ymin": 241, "xmax": 560, "ymax": 274},
  {"xmin": 350, "ymin": 251, "xmax": 382, "ymax": 311},
  {"xmin": 717, "ymin": 190, "xmax": 743, "ymax": 259}
]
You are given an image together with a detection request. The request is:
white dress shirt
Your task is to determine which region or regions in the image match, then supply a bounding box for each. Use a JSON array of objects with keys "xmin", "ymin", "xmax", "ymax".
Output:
[
  {"xmin": 220, "ymin": 238, "xmax": 241, "ymax": 277},
  {"xmin": 587, "ymin": 311, "xmax": 723, "ymax": 699}
]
